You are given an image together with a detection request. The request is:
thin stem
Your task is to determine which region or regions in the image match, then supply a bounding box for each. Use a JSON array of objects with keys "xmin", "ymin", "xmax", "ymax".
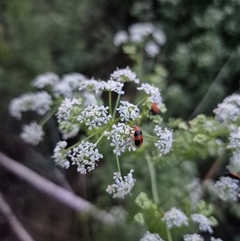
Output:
[
  {"xmin": 116, "ymin": 155, "xmax": 121, "ymax": 175},
  {"xmin": 144, "ymin": 134, "xmax": 158, "ymax": 139},
  {"xmin": 0, "ymin": 152, "xmax": 117, "ymax": 224},
  {"xmin": 39, "ymin": 105, "xmax": 58, "ymax": 126},
  {"xmin": 95, "ymin": 131, "xmax": 106, "ymax": 145},
  {"xmin": 109, "ymin": 90, "xmax": 112, "ymax": 115},
  {"xmin": 136, "ymin": 96, "xmax": 148, "ymax": 106},
  {"xmin": 112, "ymin": 93, "xmax": 121, "ymax": 119},
  {"xmin": 146, "ymin": 154, "xmax": 159, "ymax": 204},
  {"xmin": 166, "ymin": 227, "xmax": 173, "ymax": 241}
]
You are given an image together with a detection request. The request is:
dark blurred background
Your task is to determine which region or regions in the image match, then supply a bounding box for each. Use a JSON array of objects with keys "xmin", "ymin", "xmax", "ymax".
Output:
[{"xmin": 1, "ymin": 0, "xmax": 239, "ymax": 240}]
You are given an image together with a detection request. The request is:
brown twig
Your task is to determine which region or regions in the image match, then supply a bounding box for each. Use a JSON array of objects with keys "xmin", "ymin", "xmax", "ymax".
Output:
[
  {"xmin": 0, "ymin": 192, "xmax": 35, "ymax": 241},
  {"xmin": 0, "ymin": 152, "xmax": 117, "ymax": 224}
]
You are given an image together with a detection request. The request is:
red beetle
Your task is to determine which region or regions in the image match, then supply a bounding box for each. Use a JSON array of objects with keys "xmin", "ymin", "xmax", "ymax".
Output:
[
  {"xmin": 150, "ymin": 102, "xmax": 161, "ymax": 115},
  {"xmin": 133, "ymin": 125, "xmax": 143, "ymax": 147}
]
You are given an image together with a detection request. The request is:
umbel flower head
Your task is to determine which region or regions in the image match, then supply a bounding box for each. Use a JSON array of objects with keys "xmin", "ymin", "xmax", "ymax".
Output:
[
  {"xmin": 161, "ymin": 207, "xmax": 188, "ymax": 229},
  {"xmin": 139, "ymin": 231, "xmax": 165, "ymax": 241},
  {"xmin": 77, "ymin": 105, "xmax": 111, "ymax": 130},
  {"xmin": 117, "ymin": 101, "xmax": 140, "ymax": 122},
  {"xmin": 154, "ymin": 126, "xmax": 173, "ymax": 156},
  {"xmin": 106, "ymin": 169, "xmax": 136, "ymax": 198},
  {"xmin": 110, "ymin": 67, "xmax": 140, "ymax": 84},
  {"xmin": 53, "ymin": 141, "xmax": 103, "ymax": 174},
  {"xmin": 214, "ymin": 176, "xmax": 239, "ymax": 201},
  {"xmin": 20, "ymin": 122, "xmax": 44, "ymax": 146},
  {"xmin": 9, "ymin": 91, "xmax": 52, "ymax": 119},
  {"xmin": 104, "ymin": 123, "xmax": 136, "ymax": 156},
  {"xmin": 191, "ymin": 213, "xmax": 213, "ymax": 233},
  {"xmin": 183, "ymin": 234, "xmax": 204, "ymax": 241}
]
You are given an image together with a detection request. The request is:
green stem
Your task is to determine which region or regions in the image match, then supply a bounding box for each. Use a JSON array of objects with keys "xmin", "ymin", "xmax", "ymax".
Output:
[
  {"xmin": 166, "ymin": 228, "xmax": 173, "ymax": 241},
  {"xmin": 112, "ymin": 93, "xmax": 121, "ymax": 119},
  {"xmin": 109, "ymin": 90, "xmax": 112, "ymax": 115},
  {"xmin": 116, "ymin": 155, "xmax": 121, "ymax": 175},
  {"xmin": 39, "ymin": 105, "xmax": 58, "ymax": 126},
  {"xmin": 146, "ymin": 154, "xmax": 159, "ymax": 204},
  {"xmin": 144, "ymin": 134, "xmax": 158, "ymax": 139},
  {"xmin": 136, "ymin": 96, "xmax": 148, "ymax": 106},
  {"xmin": 66, "ymin": 126, "xmax": 108, "ymax": 151},
  {"xmin": 95, "ymin": 131, "xmax": 105, "ymax": 145}
]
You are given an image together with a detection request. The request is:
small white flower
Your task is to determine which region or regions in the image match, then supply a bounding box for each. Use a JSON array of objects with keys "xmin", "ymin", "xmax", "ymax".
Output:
[
  {"xmin": 145, "ymin": 41, "xmax": 160, "ymax": 57},
  {"xmin": 117, "ymin": 101, "xmax": 140, "ymax": 122},
  {"xmin": 110, "ymin": 67, "xmax": 139, "ymax": 84},
  {"xmin": 211, "ymin": 237, "xmax": 223, "ymax": 241},
  {"xmin": 106, "ymin": 169, "xmax": 136, "ymax": 198},
  {"xmin": 53, "ymin": 141, "xmax": 70, "ymax": 169},
  {"xmin": 140, "ymin": 231, "xmax": 165, "ymax": 241},
  {"xmin": 227, "ymin": 150, "xmax": 240, "ymax": 173},
  {"xmin": 32, "ymin": 72, "xmax": 60, "ymax": 88},
  {"xmin": 183, "ymin": 234, "xmax": 204, "ymax": 241},
  {"xmin": 154, "ymin": 126, "xmax": 173, "ymax": 156},
  {"xmin": 68, "ymin": 141, "xmax": 103, "ymax": 174},
  {"xmin": 161, "ymin": 207, "xmax": 188, "ymax": 229},
  {"xmin": 137, "ymin": 83, "xmax": 162, "ymax": 105},
  {"xmin": 9, "ymin": 91, "xmax": 52, "ymax": 119},
  {"xmin": 113, "ymin": 30, "xmax": 128, "ymax": 46},
  {"xmin": 214, "ymin": 176, "xmax": 239, "ymax": 201},
  {"xmin": 77, "ymin": 105, "xmax": 111, "ymax": 130},
  {"xmin": 20, "ymin": 122, "xmax": 44, "ymax": 145},
  {"xmin": 101, "ymin": 80, "xmax": 124, "ymax": 94},
  {"xmin": 191, "ymin": 213, "xmax": 213, "ymax": 233},
  {"xmin": 104, "ymin": 123, "xmax": 136, "ymax": 156},
  {"xmin": 227, "ymin": 127, "xmax": 240, "ymax": 151},
  {"xmin": 213, "ymin": 94, "xmax": 240, "ymax": 124}
]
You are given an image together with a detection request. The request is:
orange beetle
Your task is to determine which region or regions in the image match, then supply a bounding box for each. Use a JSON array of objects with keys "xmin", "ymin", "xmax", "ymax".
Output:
[
  {"xmin": 133, "ymin": 125, "xmax": 143, "ymax": 147},
  {"xmin": 150, "ymin": 102, "xmax": 161, "ymax": 115}
]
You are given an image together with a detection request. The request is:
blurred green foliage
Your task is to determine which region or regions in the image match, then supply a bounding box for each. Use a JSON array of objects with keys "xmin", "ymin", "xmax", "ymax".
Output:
[{"xmin": 1, "ymin": 0, "xmax": 240, "ymax": 241}]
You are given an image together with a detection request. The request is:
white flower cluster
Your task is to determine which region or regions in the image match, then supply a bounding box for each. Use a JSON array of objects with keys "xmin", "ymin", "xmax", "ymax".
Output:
[
  {"xmin": 113, "ymin": 22, "xmax": 166, "ymax": 58},
  {"xmin": 213, "ymin": 94, "xmax": 240, "ymax": 125},
  {"xmin": 110, "ymin": 67, "xmax": 139, "ymax": 84},
  {"xmin": 137, "ymin": 83, "xmax": 162, "ymax": 105},
  {"xmin": 191, "ymin": 213, "xmax": 213, "ymax": 233},
  {"xmin": 154, "ymin": 126, "xmax": 173, "ymax": 156},
  {"xmin": 56, "ymin": 98, "xmax": 82, "ymax": 139},
  {"xmin": 53, "ymin": 140, "xmax": 103, "ymax": 174},
  {"xmin": 53, "ymin": 141, "xmax": 69, "ymax": 169},
  {"xmin": 53, "ymin": 73, "xmax": 87, "ymax": 98},
  {"xmin": 68, "ymin": 141, "xmax": 103, "ymax": 174},
  {"xmin": 32, "ymin": 72, "xmax": 60, "ymax": 88},
  {"xmin": 56, "ymin": 98, "xmax": 81, "ymax": 123},
  {"xmin": 227, "ymin": 150, "xmax": 240, "ymax": 173},
  {"xmin": 211, "ymin": 237, "xmax": 223, "ymax": 241},
  {"xmin": 104, "ymin": 123, "xmax": 136, "ymax": 156},
  {"xmin": 79, "ymin": 78, "xmax": 125, "ymax": 95},
  {"xmin": 9, "ymin": 91, "xmax": 52, "ymax": 119},
  {"xmin": 214, "ymin": 176, "xmax": 239, "ymax": 201},
  {"xmin": 77, "ymin": 105, "xmax": 111, "ymax": 130},
  {"xmin": 33, "ymin": 72, "xmax": 87, "ymax": 98},
  {"xmin": 161, "ymin": 207, "xmax": 188, "ymax": 229},
  {"xmin": 139, "ymin": 231, "xmax": 165, "ymax": 241},
  {"xmin": 227, "ymin": 127, "xmax": 240, "ymax": 150},
  {"xmin": 106, "ymin": 169, "xmax": 136, "ymax": 198},
  {"xmin": 183, "ymin": 234, "xmax": 203, "ymax": 241},
  {"xmin": 117, "ymin": 101, "xmax": 140, "ymax": 122},
  {"xmin": 20, "ymin": 122, "xmax": 44, "ymax": 145}
]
